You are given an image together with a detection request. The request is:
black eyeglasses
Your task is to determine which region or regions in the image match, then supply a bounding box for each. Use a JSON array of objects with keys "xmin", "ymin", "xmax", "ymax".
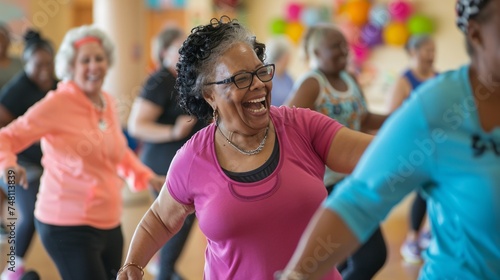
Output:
[{"xmin": 205, "ymin": 64, "xmax": 275, "ymax": 89}]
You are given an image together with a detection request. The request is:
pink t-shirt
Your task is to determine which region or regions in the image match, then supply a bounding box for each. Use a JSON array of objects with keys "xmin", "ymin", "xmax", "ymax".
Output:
[
  {"xmin": 167, "ymin": 106, "xmax": 343, "ymax": 280},
  {"xmin": 0, "ymin": 81, "xmax": 153, "ymax": 229}
]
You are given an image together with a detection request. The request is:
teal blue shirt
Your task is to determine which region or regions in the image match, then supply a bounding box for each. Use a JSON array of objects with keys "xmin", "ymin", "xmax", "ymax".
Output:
[{"xmin": 325, "ymin": 65, "xmax": 500, "ymax": 280}]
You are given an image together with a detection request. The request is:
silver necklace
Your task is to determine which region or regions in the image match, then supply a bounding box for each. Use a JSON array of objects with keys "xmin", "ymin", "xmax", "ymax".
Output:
[
  {"xmin": 92, "ymin": 94, "xmax": 107, "ymax": 131},
  {"xmin": 218, "ymin": 126, "xmax": 269, "ymax": 156}
]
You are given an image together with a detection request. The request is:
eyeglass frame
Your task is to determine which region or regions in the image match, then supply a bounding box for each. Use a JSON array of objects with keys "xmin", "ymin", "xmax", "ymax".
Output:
[{"xmin": 205, "ymin": 64, "xmax": 275, "ymax": 89}]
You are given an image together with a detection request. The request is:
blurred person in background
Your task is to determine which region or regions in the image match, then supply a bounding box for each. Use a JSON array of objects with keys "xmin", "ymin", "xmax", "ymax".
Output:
[
  {"xmin": 0, "ymin": 25, "xmax": 164, "ymax": 280},
  {"xmin": 280, "ymin": 1, "xmax": 500, "ymax": 279},
  {"xmin": 286, "ymin": 23, "xmax": 387, "ymax": 280},
  {"xmin": 128, "ymin": 26, "xmax": 204, "ymax": 280},
  {"xmin": 0, "ymin": 23, "xmax": 23, "ymax": 87},
  {"xmin": 265, "ymin": 35, "xmax": 295, "ymax": 106},
  {"xmin": 0, "ymin": 22, "xmax": 24, "ymax": 244},
  {"xmin": 0, "ymin": 29, "xmax": 58, "ymax": 280},
  {"xmin": 387, "ymin": 34, "xmax": 439, "ymax": 264}
]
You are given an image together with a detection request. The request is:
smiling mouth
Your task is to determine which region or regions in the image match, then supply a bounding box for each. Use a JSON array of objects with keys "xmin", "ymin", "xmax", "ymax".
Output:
[
  {"xmin": 87, "ymin": 75, "xmax": 101, "ymax": 82},
  {"xmin": 243, "ymin": 96, "xmax": 267, "ymax": 113}
]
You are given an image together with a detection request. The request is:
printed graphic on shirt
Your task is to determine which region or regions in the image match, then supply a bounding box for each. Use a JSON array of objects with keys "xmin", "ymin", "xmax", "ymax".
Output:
[
  {"xmin": 471, "ymin": 134, "xmax": 500, "ymax": 157},
  {"xmin": 313, "ymin": 70, "xmax": 368, "ymax": 131}
]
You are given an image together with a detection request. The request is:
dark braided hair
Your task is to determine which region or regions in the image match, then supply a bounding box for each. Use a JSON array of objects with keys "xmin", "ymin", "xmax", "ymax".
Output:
[{"xmin": 175, "ymin": 16, "xmax": 266, "ymax": 123}]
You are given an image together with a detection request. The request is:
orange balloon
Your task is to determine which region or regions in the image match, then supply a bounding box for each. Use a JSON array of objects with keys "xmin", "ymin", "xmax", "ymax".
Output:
[
  {"xmin": 285, "ymin": 22, "xmax": 305, "ymax": 44},
  {"xmin": 344, "ymin": 0, "xmax": 371, "ymax": 26},
  {"xmin": 383, "ymin": 22, "xmax": 410, "ymax": 46}
]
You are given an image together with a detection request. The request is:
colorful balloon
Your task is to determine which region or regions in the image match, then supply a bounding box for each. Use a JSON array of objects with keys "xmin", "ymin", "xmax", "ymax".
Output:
[
  {"xmin": 285, "ymin": 22, "xmax": 305, "ymax": 44},
  {"xmin": 388, "ymin": 0, "xmax": 413, "ymax": 22},
  {"xmin": 351, "ymin": 42, "xmax": 370, "ymax": 65},
  {"xmin": 319, "ymin": 6, "xmax": 332, "ymax": 22},
  {"xmin": 146, "ymin": 0, "xmax": 161, "ymax": 9},
  {"xmin": 301, "ymin": 7, "xmax": 321, "ymax": 26},
  {"xmin": 407, "ymin": 14, "xmax": 435, "ymax": 34},
  {"xmin": 361, "ymin": 23, "xmax": 383, "ymax": 47},
  {"xmin": 344, "ymin": 0, "xmax": 371, "ymax": 27},
  {"xmin": 301, "ymin": 6, "xmax": 332, "ymax": 26},
  {"xmin": 172, "ymin": 0, "xmax": 186, "ymax": 8},
  {"xmin": 383, "ymin": 22, "xmax": 410, "ymax": 46},
  {"xmin": 369, "ymin": 4, "xmax": 391, "ymax": 28},
  {"xmin": 270, "ymin": 18, "xmax": 288, "ymax": 35},
  {"xmin": 286, "ymin": 3, "xmax": 303, "ymax": 22}
]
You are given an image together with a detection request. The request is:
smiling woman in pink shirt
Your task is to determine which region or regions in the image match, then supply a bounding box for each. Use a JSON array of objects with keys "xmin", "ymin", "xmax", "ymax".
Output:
[
  {"xmin": 117, "ymin": 16, "xmax": 373, "ymax": 280},
  {"xmin": 0, "ymin": 25, "xmax": 164, "ymax": 280}
]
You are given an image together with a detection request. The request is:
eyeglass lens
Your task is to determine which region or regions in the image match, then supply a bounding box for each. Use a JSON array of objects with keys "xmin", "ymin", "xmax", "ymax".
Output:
[{"xmin": 234, "ymin": 65, "xmax": 274, "ymax": 88}]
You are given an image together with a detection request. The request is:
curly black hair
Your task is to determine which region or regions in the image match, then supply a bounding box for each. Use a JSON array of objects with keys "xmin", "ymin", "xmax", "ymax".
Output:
[{"xmin": 175, "ymin": 16, "xmax": 266, "ymax": 123}]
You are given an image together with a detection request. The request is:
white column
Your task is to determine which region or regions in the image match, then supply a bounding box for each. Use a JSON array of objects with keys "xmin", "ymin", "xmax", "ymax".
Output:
[
  {"xmin": 93, "ymin": 0, "xmax": 149, "ymax": 204},
  {"xmin": 93, "ymin": 0, "xmax": 147, "ymax": 127}
]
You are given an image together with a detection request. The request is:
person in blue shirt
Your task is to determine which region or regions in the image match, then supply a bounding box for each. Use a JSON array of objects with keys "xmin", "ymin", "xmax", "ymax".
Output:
[
  {"xmin": 388, "ymin": 34, "xmax": 439, "ymax": 264},
  {"xmin": 388, "ymin": 35, "xmax": 438, "ymax": 112},
  {"xmin": 278, "ymin": 0, "xmax": 500, "ymax": 279}
]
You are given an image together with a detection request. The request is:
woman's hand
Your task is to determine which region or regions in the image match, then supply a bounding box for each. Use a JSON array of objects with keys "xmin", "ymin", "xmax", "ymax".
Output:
[
  {"xmin": 148, "ymin": 174, "xmax": 165, "ymax": 193},
  {"xmin": 172, "ymin": 115, "xmax": 197, "ymax": 141},
  {"xmin": 2, "ymin": 165, "xmax": 28, "ymax": 189}
]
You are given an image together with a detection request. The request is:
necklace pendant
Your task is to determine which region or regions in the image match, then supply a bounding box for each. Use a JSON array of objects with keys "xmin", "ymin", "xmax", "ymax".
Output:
[{"xmin": 98, "ymin": 119, "xmax": 107, "ymax": 131}]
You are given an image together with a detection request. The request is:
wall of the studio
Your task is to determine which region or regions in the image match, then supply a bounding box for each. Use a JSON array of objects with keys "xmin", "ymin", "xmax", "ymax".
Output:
[
  {"xmin": 3, "ymin": 0, "xmax": 91, "ymax": 55},
  {"xmin": 12, "ymin": 0, "xmax": 470, "ymax": 113},
  {"xmin": 247, "ymin": 0, "xmax": 470, "ymax": 112}
]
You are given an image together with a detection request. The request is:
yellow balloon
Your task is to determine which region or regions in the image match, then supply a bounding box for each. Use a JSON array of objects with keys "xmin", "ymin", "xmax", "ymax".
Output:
[
  {"xmin": 285, "ymin": 22, "xmax": 305, "ymax": 44},
  {"xmin": 383, "ymin": 22, "xmax": 410, "ymax": 46}
]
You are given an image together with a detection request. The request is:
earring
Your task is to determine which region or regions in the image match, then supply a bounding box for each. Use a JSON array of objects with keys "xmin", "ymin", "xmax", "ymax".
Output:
[{"xmin": 213, "ymin": 108, "xmax": 219, "ymax": 125}]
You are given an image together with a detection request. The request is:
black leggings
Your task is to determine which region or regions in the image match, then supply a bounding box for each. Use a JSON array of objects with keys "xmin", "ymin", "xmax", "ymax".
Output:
[
  {"xmin": 327, "ymin": 184, "xmax": 387, "ymax": 280},
  {"xmin": 35, "ymin": 219, "xmax": 123, "ymax": 280},
  {"xmin": 410, "ymin": 192, "xmax": 427, "ymax": 231}
]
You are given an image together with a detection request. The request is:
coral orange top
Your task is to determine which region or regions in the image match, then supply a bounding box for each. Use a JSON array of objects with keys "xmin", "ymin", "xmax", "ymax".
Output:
[{"xmin": 0, "ymin": 81, "xmax": 154, "ymax": 229}]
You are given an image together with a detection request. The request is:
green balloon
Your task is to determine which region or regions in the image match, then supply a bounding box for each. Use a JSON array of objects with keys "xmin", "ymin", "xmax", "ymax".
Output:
[
  {"xmin": 270, "ymin": 18, "xmax": 287, "ymax": 35},
  {"xmin": 407, "ymin": 15, "xmax": 434, "ymax": 34}
]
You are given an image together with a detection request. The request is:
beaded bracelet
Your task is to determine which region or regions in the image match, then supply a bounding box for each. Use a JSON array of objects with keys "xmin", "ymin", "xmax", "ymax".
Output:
[{"xmin": 117, "ymin": 262, "xmax": 145, "ymax": 277}]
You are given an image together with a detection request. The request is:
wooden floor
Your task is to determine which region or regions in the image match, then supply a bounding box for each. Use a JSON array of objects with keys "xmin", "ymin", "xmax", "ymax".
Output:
[{"xmin": 1, "ymin": 194, "xmax": 422, "ymax": 280}]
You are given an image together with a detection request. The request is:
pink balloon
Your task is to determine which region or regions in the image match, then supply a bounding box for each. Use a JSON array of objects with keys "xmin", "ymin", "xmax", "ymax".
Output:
[
  {"xmin": 351, "ymin": 42, "xmax": 370, "ymax": 65},
  {"xmin": 388, "ymin": 0, "xmax": 413, "ymax": 22},
  {"xmin": 286, "ymin": 3, "xmax": 303, "ymax": 22}
]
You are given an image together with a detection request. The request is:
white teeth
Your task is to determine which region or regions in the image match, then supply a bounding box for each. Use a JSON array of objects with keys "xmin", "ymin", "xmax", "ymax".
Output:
[
  {"xmin": 247, "ymin": 97, "xmax": 266, "ymax": 103},
  {"xmin": 248, "ymin": 106, "xmax": 267, "ymax": 113}
]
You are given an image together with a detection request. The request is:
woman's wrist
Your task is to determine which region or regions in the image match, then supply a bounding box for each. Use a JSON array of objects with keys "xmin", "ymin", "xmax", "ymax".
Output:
[{"xmin": 117, "ymin": 262, "xmax": 144, "ymax": 277}]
